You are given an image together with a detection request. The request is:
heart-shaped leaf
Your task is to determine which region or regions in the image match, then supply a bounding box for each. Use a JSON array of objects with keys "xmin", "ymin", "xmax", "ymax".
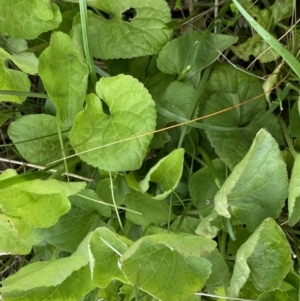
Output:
[
  {"xmin": 69, "ymin": 74, "xmax": 156, "ymax": 171},
  {"xmin": 71, "ymin": 0, "xmax": 172, "ymax": 59}
]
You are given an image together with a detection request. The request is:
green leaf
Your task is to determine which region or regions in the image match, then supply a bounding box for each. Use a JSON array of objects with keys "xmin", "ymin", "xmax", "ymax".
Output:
[
  {"xmin": 0, "ymin": 110, "xmax": 14, "ymax": 128},
  {"xmin": 1, "ymin": 232, "xmax": 93, "ymax": 292},
  {"xmin": 189, "ymin": 159, "xmax": 226, "ymax": 217},
  {"xmin": 120, "ymin": 238, "xmax": 212, "ymax": 301},
  {"xmin": 0, "ymin": 36, "xmax": 28, "ymax": 53},
  {"xmin": 205, "ymin": 249, "xmax": 229, "ymax": 289},
  {"xmin": 142, "ymin": 233, "xmax": 217, "ymax": 257},
  {"xmin": 106, "ymin": 56, "xmax": 150, "ymax": 82},
  {"xmin": 288, "ymin": 102, "xmax": 300, "ymax": 137},
  {"xmin": 0, "ymin": 169, "xmax": 17, "ymax": 180},
  {"xmin": 231, "ymin": 34, "xmax": 280, "ymax": 63},
  {"xmin": 0, "ymin": 179, "xmax": 85, "ymax": 228},
  {"xmin": 157, "ymin": 32, "xmax": 238, "ymax": 86},
  {"xmin": 96, "ymin": 178, "xmax": 124, "ymax": 207},
  {"xmin": 8, "ymin": 114, "xmax": 70, "ymax": 165},
  {"xmin": 1, "ymin": 266, "xmax": 93, "ymax": 301},
  {"xmin": 0, "ymin": 0, "xmax": 61, "ymax": 40},
  {"xmin": 139, "ymin": 148, "xmax": 185, "ymax": 200},
  {"xmin": 195, "ymin": 210, "xmax": 226, "ymax": 239},
  {"xmin": 229, "ymin": 218, "xmax": 293, "ymax": 296},
  {"xmin": 288, "ymin": 154, "xmax": 300, "ymax": 226},
  {"xmin": 214, "ymin": 129, "xmax": 288, "ymax": 231},
  {"xmin": 72, "ymin": 189, "xmax": 111, "ymax": 217},
  {"xmin": 0, "ymin": 215, "xmax": 42, "ymax": 255},
  {"xmin": 38, "ymin": 191, "xmax": 110, "ymax": 253},
  {"xmin": 203, "ymin": 63, "xmax": 283, "ymax": 169},
  {"xmin": 231, "ymin": 0, "xmax": 294, "ymax": 62},
  {"xmin": 10, "ymin": 52, "xmax": 39, "ymax": 75},
  {"xmin": 157, "ymin": 81, "xmax": 199, "ymax": 125},
  {"xmin": 98, "ymin": 282, "xmax": 121, "ymax": 301},
  {"xmin": 39, "ymin": 31, "xmax": 89, "ymax": 127},
  {"xmin": 254, "ymin": 272, "xmax": 300, "ymax": 301},
  {"xmin": 231, "ymin": 0, "xmax": 300, "ymax": 79},
  {"xmin": 90, "ymin": 227, "xmax": 132, "ymax": 288},
  {"xmin": 71, "ymin": 0, "xmax": 172, "ymax": 59},
  {"xmin": 0, "ymin": 48, "xmax": 31, "ymax": 103},
  {"xmin": 69, "ymin": 75, "xmax": 156, "ymax": 171},
  {"xmin": 169, "ymin": 216, "xmax": 199, "ymax": 234},
  {"xmin": 124, "ymin": 190, "xmax": 176, "ymax": 226},
  {"xmin": 0, "ymin": 46, "xmax": 38, "ymax": 75}
]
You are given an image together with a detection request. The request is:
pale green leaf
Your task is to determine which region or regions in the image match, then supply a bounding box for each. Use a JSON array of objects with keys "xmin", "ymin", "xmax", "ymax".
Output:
[
  {"xmin": 0, "ymin": 37, "xmax": 28, "ymax": 53},
  {"xmin": 10, "ymin": 52, "xmax": 39, "ymax": 75},
  {"xmin": 288, "ymin": 154, "xmax": 300, "ymax": 226},
  {"xmin": 203, "ymin": 63, "xmax": 284, "ymax": 169},
  {"xmin": 0, "ymin": 215, "xmax": 42, "ymax": 255},
  {"xmin": 69, "ymin": 75, "xmax": 156, "ymax": 171},
  {"xmin": 90, "ymin": 227, "xmax": 132, "ymax": 288},
  {"xmin": 130, "ymin": 233, "xmax": 217, "ymax": 258},
  {"xmin": 8, "ymin": 114, "xmax": 70, "ymax": 165},
  {"xmin": 120, "ymin": 240, "xmax": 211, "ymax": 301},
  {"xmin": 39, "ymin": 31, "xmax": 89, "ymax": 127},
  {"xmin": 0, "ymin": 48, "xmax": 30, "ymax": 103},
  {"xmin": 195, "ymin": 210, "xmax": 226, "ymax": 239},
  {"xmin": 139, "ymin": 148, "xmax": 184, "ymax": 200},
  {"xmin": 157, "ymin": 32, "xmax": 238, "ymax": 86},
  {"xmin": 1, "ymin": 266, "xmax": 93, "ymax": 301},
  {"xmin": 0, "ymin": 0, "xmax": 61, "ymax": 40},
  {"xmin": 71, "ymin": 0, "xmax": 172, "ymax": 59},
  {"xmin": 0, "ymin": 179, "xmax": 85, "ymax": 228},
  {"xmin": 14, "ymin": 177, "xmax": 85, "ymax": 196},
  {"xmin": 124, "ymin": 190, "xmax": 175, "ymax": 226},
  {"xmin": 1, "ymin": 232, "xmax": 93, "ymax": 291},
  {"xmin": 0, "ymin": 44, "xmax": 39, "ymax": 75},
  {"xmin": 214, "ymin": 129, "xmax": 288, "ymax": 231},
  {"xmin": 0, "ymin": 169, "xmax": 17, "ymax": 181},
  {"xmin": 230, "ymin": 218, "xmax": 293, "ymax": 296}
]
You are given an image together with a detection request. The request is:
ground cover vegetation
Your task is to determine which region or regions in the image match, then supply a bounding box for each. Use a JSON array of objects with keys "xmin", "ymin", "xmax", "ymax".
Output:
[{"xmin": 0, "ymin": 0, "xmax": 300, "ymax": 300}]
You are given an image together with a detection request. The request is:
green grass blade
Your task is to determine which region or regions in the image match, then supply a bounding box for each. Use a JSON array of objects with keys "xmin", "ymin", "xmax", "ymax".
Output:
[
  {"xmin": 232, "ymin": 0, "xmax": 300, "ymax": 78},
  {"xmin": 79, "ymin": 0, "xmax": 97, "ymax": 87}
]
